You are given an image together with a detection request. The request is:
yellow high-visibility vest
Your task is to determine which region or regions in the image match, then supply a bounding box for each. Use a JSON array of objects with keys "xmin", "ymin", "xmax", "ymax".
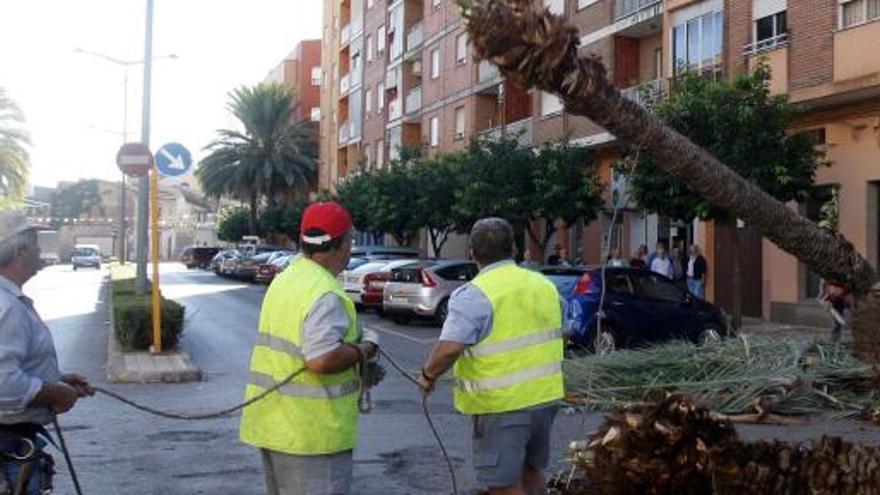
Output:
[
  {"xmin": 240, "ymin": 256, "xmax": 360, "ymax": 455},
  {"xmin": 453, "ymin": 263, "xmax": 564, "ymax": 415}
]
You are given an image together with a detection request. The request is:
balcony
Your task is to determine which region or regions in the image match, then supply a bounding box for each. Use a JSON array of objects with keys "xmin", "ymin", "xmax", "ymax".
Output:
[
  {"xmin": 478, "ymin": 60, "xmax": 500, "ymax": 84},
  {"xmin": 388, "ymin": 98, "xmax": 403, "ymax": 121},
  {"xmin": 478, "ymin": 118, "xmax": 533, "ymax": 146},
  {"xmin": 406, "ymin": 23, "xmax": 424, "ymax": 53},
  {"xmin": 339, "ymin": 74, "xmax": 351, "ymax": 95},
  {"xmin": 614, "ymin": 0, "xmax": 661, "ymax": 21},
  {"xmin": 834, "ymin": 20, "xmax": 880, "ymax": 82},
  {"xmin": 340, "ymin": 24, "xmax": 351, "ymax": 47},
  {"xmin": 338, "ymin": 121, "xmax": 350, "ymax": 145},
  {"xmin": 405, "ymin": 87, "xmax": 422, "ymax": 115},
  {"xmin": 743, "ymin": 33, "xmax": 789, "ymax": 55},
  {"xmin": 620, "ymin": 79, "xmax": 662, "ymax": 108},
  {"xmin": 385, "ymin": 68, "xmax": 398, "ymax": 89}
]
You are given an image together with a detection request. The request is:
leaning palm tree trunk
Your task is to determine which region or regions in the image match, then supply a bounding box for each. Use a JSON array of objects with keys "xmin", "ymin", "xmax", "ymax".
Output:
[{"xmin": 456, "ymin": 0, "xmax": 880, "ymax": 360}]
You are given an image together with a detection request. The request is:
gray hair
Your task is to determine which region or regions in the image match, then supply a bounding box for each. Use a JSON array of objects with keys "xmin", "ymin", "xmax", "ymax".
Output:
[
  {"xmin": 470, "ymin": 217, "xmax": 514, "ymax": 265},
  {"xmin": 0, "ymin": 230, "xmax": 35, "ymax": 269}
]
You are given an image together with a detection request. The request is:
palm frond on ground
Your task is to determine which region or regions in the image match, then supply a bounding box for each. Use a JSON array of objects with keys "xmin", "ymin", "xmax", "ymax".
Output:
[
  {"xmin": 196, "ymin": 83, "xmax": 317, "ymax": 234},
  {"xmin": 454, "ymin": 0, "xmax": 880, "ymax": 360},
  {"xmin": 0, "ymin": 88, "xmax": 31, "ymax": 199}
]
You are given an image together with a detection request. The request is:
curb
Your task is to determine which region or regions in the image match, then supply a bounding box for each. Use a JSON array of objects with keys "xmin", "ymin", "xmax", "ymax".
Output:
[{"xmin": 105, "ymin": 273, "xmax": 202, "ymax": 383}]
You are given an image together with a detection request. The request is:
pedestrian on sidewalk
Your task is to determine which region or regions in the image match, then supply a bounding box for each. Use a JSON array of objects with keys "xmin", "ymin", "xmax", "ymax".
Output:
[
  {"xmin": 0, "ymin": 210, "xmax": 94, "ymax": 494},
  {"xmin": 629, "ymin": 244, "xmax": 648, "ymax": 269},
  {"xmin": 650, "ymin": 243, "xmax": 673, "ymax": 278},
  {"xmin": 606, "ymin": 246, "xmax": 629, "ymax": 268},
  {"xmin": 240, "ymin": 202, "xmax": 380, "ymax": 495},
  {"xmin": 687, "ymin": 245, "xmax": 708, "ymax": 299},
  {"xmin": 418, "ymin": 217, "xmax": 565, "ymax": 495}
]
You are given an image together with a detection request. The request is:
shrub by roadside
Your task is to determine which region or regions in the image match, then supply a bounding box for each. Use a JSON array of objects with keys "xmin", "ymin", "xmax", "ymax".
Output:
[{"xmin": 110, "ymin": 265, "xmax": 185, "ymax": 352}]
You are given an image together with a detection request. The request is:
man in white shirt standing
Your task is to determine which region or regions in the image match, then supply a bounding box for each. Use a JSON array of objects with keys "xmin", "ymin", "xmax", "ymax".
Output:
[{"xmin": 650, "ymin": 243, "xmax": 673, "ymax": 278}]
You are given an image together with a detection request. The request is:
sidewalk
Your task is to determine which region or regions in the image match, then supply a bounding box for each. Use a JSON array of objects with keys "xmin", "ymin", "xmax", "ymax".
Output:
[{"xmin": 739, "ymin": 317, "xmax": 845, "ymax": 342}]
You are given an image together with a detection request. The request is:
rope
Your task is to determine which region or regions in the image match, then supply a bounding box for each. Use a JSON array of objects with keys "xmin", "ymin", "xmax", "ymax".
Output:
[
  {"xmin": 92, "ymin": 368, "xmax": 306, "ymax": 420},
  {"xmin": 52, "ymin": 415, "xmax": 84, "ymax": 495},
  {"xmin": 379, "ymin": 348, "xmax": 459, "ymax": 495}
]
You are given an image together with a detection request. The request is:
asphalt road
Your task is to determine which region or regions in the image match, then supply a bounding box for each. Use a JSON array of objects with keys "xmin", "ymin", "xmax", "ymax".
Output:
[{"xmin": 26, "ymin": 264, "xmax": 880, "ymax": 494}]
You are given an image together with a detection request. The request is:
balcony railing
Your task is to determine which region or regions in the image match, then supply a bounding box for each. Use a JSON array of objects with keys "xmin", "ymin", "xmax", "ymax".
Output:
[
  {"xmin": 614, "ymin": 0, "xmax": 661, "ymax": 21},
  {"xmin": 405, "ymin": 87, "xmax": 422, "ymax": 114},
  {"xmin": 388, "ymin": 98, "xmax": 403, "ymax": 121},
  {"xmin": 339, "ymin": 74, "xmax": 350, "ymax": 95},
  {"xmin": 338, "ymin": 121, "xmax": 350, "ymax": 143},
  {"xmin": 743, "ymin": 33, "xmax": 789, "ymax": 55},
  {"xmin": 478, "ymin": 60, "xmax": 500, "ymax": 83},
  {"xmin": 478, "ymin": 118, "xmax": 533, "ymax": 145},
  {"xmin": 340, "ymin": 24, "xmax": 351, "ymax": 46},
  {"xmin": 620, "ymin": 79, "xmax": 662, "ymax": 108},
  {"xmin": 406, "ymin": 23, "xmax": 424, "ymax": 52}
]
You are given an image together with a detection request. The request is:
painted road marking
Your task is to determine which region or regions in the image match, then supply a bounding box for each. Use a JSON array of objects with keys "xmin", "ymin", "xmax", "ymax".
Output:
[{"xmin": 365, "ymin": 325, "xmax": 438, "ymax": 345}]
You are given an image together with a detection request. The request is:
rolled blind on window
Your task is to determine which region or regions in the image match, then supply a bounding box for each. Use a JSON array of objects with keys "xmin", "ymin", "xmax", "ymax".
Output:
[{"xmin": 752, "ymin": 0, "xmax": 786, "ymax": 19}]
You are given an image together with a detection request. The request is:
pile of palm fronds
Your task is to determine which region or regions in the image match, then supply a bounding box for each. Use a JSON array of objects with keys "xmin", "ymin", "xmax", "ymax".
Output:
[
  {"xmin": 549, "ymin": 394, "xmax": 880, "ymax": 494},
  {"xmin": 563, "ymin": 337, "xmax": 880, "ymax": 419}
]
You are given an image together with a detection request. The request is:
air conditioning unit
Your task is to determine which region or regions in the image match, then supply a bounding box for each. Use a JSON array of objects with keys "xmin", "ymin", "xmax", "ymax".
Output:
[{"xmin": 412, "ymin": 61, "xmax": 423, "ymax": 76}]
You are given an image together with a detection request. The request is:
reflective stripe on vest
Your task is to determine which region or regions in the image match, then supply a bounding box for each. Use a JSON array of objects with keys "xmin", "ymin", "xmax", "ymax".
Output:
[
  {"xmin": 254, "ymin": 333, "xmax": 304, "ymax": 360},
  {"xmin": 463, "ymin": 328, "xmax": 562, "ymax": 359},
  {"xmin": 249, "ymin": 371, "xmax": 360, "ymax": 399},
  {"xmin": 456, "ymin": 362, "xmax": 562, "ymax": 393}
]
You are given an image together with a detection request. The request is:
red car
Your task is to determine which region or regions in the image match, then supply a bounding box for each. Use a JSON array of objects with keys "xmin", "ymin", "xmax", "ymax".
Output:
[{"xmin": 255, "ymin": 254, "xmax": 293, "ymax": 284}]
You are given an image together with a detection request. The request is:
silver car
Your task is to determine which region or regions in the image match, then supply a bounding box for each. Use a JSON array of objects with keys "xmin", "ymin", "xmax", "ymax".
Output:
[
  {"xmin": 382, "ymin": 260, "xmax": 478, "ymax": 325},
  {"xmin": 339, "ymin": 259, "xmax": 418, "ymax": 306}
]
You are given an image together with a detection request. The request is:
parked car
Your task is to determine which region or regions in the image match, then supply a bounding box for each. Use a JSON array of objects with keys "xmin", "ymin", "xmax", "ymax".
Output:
[
  {"xmin": 351, "ymin": 246, "xmax": 420, "ymax": 260},
  {"xmin": 240, "ymin": 244, "xmax": 287, "ymax": 258},
  {"xmin": 218, "ymin": 252, "xmax": 244, "ymax": 277},
  {"xmin": 255, "ymin": 253, "xmax": 294, "ymax": 284},
  {"xmin": 383, "ymin": 260, "xmax": 478, "ymax": 325},
  {"xmin": 340, "ymin": 259, "xmax": 417, "ymax": 309},
  {"xmin": 71, "ymin": 245, "xmax": 102, "ymax": 270},
  {"xmin": 181, "ymin": 246, "xmax": 221, "ymax": 269},
  {"xmin": 211, "ymin": 250, "xmax": 238, "ymax": 274},
  {"xmin": 540, "ymin": 266, "xmax": 728, "ymax": 354},
  {"xmin": 232, "ymin": 252, "xmax": 280, "ymax": 281}
]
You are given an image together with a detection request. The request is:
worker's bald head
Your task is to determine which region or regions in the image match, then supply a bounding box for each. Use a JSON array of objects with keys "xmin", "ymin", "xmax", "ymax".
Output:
[{"xmin": 469, "ymin": 217, "xmax": 514, "ymax": 267}]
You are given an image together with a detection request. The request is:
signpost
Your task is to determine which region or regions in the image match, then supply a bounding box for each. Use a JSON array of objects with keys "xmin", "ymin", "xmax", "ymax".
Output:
[
  {"xmin": 155, "ymin": 142, "xmax": 193, "ymax": 177},
  {"xmin": 116, "ymin": 143, "xmax": 153, "ymax": 177}
]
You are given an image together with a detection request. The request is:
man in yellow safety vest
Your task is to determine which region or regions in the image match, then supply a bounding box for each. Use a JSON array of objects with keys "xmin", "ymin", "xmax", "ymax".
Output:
[
  {"xmin": 240, "ymin": 202, "xmax": 379, "ymax": 495},
  {"xmin": 419, "ymin": 217, "xmax": 564, "ymax": 495}
]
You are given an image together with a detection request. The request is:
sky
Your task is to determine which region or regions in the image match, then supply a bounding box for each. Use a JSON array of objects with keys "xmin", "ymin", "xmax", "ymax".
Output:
[{"xmin": 0, "ymin": 0, "xmax": 322, "ymax": 189}]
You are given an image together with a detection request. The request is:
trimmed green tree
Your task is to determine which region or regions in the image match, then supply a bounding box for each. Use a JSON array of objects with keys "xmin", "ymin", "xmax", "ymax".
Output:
[{"xmin": 216, "ymin": 207, "xmax": 250, "ymax": 243}]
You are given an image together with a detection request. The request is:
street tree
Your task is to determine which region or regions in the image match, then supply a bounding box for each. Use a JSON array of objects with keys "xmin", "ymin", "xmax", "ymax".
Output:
[
  {"xmin": 335, "ymin": 171, "xmax": 382, "ymax": 243},
  {"xmin": 530, "ymin": 137, "xmax": 603, "ymax": 259},
  {"xmin": 456, "ymin": 0, "xmax": 879, "ymax": 360},
  {"xmin": 216, "ymin": 207, "xmax": 250, "ymax": 243},
  {"xmin": 50, "ymin": 180, "xmax": 105, "ymax": 227},
  {"xmin": 409, "ymin": 153, "xmax": 469, "ymax": 257},
  {"xmin": 260, "ymin": 199, "xmax": 309, "ymax": 247},
  {"xmin": 628, "ymin": 64, "xmax": 822, "ymax": 326},
  {"xmin": 197, "ymin": 82, "xmax": 317, "ymax": 236},
  {"xmin": 368, "ymin": 152, "xmax": 422, "ymax": 246},
  {"xmin": 0, "ymin": 88, "xmax": 30, "ymax": 200}
]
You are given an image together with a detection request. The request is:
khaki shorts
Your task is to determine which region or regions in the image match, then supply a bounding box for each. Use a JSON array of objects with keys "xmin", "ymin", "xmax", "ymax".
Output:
[
  {"xmin": 472, "ymin": 404, "xmax": 558, "ymax": 488},
  {"xmin": 261, "ymin": 449, "xmax": 353, "ymax": 495}
]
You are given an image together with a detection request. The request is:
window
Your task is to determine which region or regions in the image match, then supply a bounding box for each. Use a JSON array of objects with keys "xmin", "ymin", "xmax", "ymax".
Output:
[
  {"xmin": 367, "ymin": 0, "xmax": 374, "ymax": 9},
  {"xmin": 436, "ymin": 264, "xmax": 478, "ymax": 281},
  {"xmin": 653, "ymin": 48, "xmax": 663, "ymax": 80},
  {"xmin": 454, "ymin": 106, "xmax": 465, "ymax": 139},
  {"xmin": 431, "ymin": 48, "xmax": 441, "ymax": 79},
  {"xmin": 544, "ymin": 0, "xmax": 564, "ymax": 15},
  {"xmin": 455, "ymin": 33, "xmax": 468, "ymax": 65},
  {"xmin": 577, "ymin": 0, "xmax": 600, "ymax": 9},
  {"xmin": 607, "ymin": 273, "xmax": 634, "ymax": 294},
  {"xmin": 753, "ymin": 10, "xmax": 787, "ymax": 50},
  {"xmin": 672, "ymin": 11, "xmax": 724, "ymax": 74},
  {"xmin": 366, "ymin": 35, "xmax": 374, "ymax": 62},
  {"xmin": 310, "ymin": 107, "xmax": 320, "ymax": 123},
  {"xmin": 377, "ymin": 82, "xmax": 385, "ymax": 110},
  {"xmin": 635, "ymin": 273, "xmax": 686, "ymax": 303},
  {"xmin": 377, "ymin": 25, "xmax": 386, "ymax": 55},
  {"xmin": 365, "ymin": 88, "xmax": 373, "ymax": 114},
  {"xmin": 376, "ymin": 139, "xmax": 384, "ymax": 168},
  {"xmin": 433, "ymin": 0, "xmax": 442, "ymax": 9},
  {"xmin": 429, "ymin": 116, "xmax": 440, "ymax": 146},
  {"xmin": 840, "ymin": 0, "xmax": 880, "ymax": 28},
  {"xmin": 803, "ymin": 127, "xmax": 827, "ymax": 146},
  {"xmin": 364, "ymin": 144, "xmax": 372, "ymax": 168},
  {"xmin": 311, "ymin": 67, "xmax": 321, "ymax": 86}
]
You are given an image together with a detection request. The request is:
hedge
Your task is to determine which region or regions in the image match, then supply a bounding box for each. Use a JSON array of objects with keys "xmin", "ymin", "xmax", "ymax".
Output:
[{"xmin": 110, "ymin": 266, "xmax": 185, "ymax": 352}]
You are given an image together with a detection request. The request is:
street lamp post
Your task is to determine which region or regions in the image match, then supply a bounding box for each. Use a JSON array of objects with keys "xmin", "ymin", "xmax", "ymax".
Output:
[{"xmin": 73, "ymin": 48, "xmax": 176, "ymax": 267}]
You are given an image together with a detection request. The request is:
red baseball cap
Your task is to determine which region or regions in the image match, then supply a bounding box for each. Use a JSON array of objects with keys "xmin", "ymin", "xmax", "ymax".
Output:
[{"xmin": 300, "ymin": 202, "xmax": 354, "ymax": 245}]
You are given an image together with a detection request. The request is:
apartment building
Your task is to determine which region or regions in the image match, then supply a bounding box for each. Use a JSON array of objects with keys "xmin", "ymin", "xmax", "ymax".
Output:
[
  {"xmin": 265, "ymin": 40, "xmax": 323, "ymax": 125},
  {"xmin": 319, "ymin": 0, "xmax": 880, "ymax": 323}
]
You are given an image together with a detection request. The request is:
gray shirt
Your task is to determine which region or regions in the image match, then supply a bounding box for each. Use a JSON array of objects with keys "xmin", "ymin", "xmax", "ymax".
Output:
[
  {"xmin": 301, "ymin": 292, "xmax": 378, "ymax": 361},
  {"xmin": 0, "ymin": 275, "xmax": 61, "ymax": 425}
]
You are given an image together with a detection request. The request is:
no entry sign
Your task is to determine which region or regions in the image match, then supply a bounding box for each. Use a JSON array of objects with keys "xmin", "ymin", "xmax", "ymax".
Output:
[{"xmin": 116, "ymin": 143, "xmax": 154, "ymax": 177}]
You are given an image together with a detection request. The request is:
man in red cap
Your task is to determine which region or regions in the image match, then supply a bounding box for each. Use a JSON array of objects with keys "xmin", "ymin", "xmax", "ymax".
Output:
[{"xmin": 240, "ymin": 202, "xmax": 379, "ymax": 495}]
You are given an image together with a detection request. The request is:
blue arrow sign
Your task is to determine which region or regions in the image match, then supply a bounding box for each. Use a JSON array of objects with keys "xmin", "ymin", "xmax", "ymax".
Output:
[{"xmin": 155, "ymin": 142, "xmax": 193, "ymax": 177}]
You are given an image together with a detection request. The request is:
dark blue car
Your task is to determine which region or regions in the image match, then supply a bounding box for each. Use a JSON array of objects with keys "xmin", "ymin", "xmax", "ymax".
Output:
[{"xmin": 541, "ymin": 266, "xmax": 729, "ymax": 354}]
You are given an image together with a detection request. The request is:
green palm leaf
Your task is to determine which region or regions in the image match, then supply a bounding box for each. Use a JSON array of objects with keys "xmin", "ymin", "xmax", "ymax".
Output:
[{"xmin": 0, "ymin": 88, "xmax": 31, "ymax": 199}]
